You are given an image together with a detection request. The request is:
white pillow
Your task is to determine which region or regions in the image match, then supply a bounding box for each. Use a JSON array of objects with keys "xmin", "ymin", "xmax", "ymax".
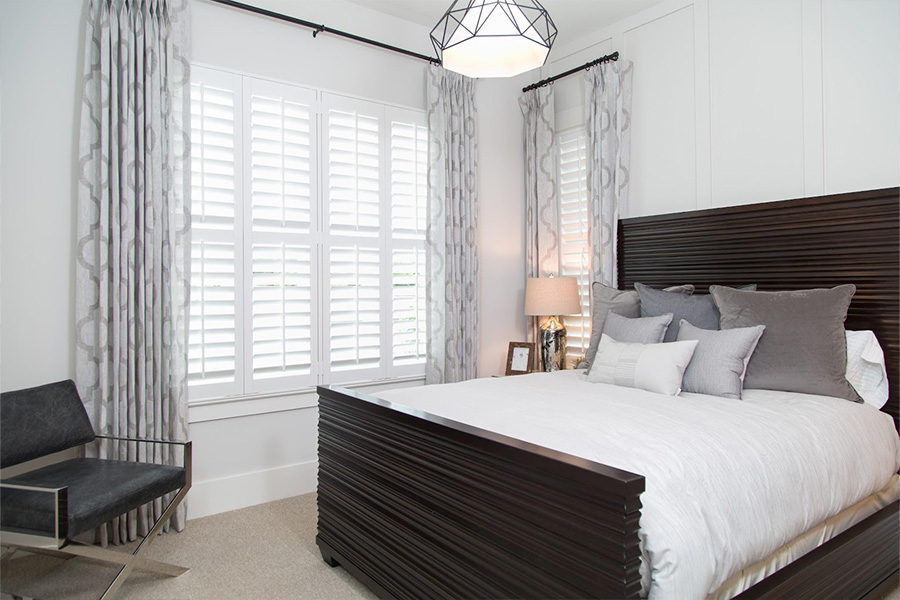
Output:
[
  {"xmin": 587, "ymin": 334, "xmax": 698, "ymax": 396},
  {"xmin": 845, "ymin": 330, "xmax": 889, "ymax": 409}
]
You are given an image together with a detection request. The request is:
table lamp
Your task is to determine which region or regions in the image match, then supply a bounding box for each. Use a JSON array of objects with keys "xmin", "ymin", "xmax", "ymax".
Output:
[{"xmin": 524, "ymin": 276, "xmax": 581, "ymax": 372}]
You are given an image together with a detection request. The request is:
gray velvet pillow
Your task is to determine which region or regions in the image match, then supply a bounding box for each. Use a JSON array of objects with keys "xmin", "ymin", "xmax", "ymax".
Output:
[
  {"xmin": 676, "ymin": 320, "xmax": 765, "ymax": 399},
  {"xmin": 603, "ymin": 311, "xmax": 673, "ymax": 344},
  {"xmin": 583, "ymin": 283, "xmax": 693, "ymax": 368},
  {"xmin": 710, "ymin": 284, "xmax": 861, "ymax": 402},
  {"xmin": 636, "ymin": 283, "xmax": 757, "ymax": 343}
]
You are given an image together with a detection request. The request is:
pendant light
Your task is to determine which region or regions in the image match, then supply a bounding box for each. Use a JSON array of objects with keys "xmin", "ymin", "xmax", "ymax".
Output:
[{"xmin": 431, "ymin": 0, "xmax": 558, "ymax": 78}]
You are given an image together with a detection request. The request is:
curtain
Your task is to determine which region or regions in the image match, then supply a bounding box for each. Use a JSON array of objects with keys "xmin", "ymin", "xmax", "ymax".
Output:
[
  {"xmin": 425, "ymin": 66, "xmax": 479, "ymax": 384},
  {"xmin": 584, "ymin": 60, "xmax": 633, "ymax": 288},
  {"xmin": 75, "ymin": 0, "xmax": 191, "ymax": 542},
  {"xmin": 519, "ymin": 86, "xmax": 558, "ymax": 347}
]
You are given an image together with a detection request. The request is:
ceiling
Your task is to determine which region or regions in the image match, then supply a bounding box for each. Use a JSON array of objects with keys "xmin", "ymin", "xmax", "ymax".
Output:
[{"xmin": 343, "ymin": 0, "xmax": 667, "ymax": 48}]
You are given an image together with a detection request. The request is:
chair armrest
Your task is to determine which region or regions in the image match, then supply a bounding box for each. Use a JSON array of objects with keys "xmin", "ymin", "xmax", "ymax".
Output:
[
  {"xmin": 0, "ymin": 480, "xmax": 68, "ymax": 547},
  {"xmin": 94, "ymin": 434, "xmax": 189, "ymax": 447}
]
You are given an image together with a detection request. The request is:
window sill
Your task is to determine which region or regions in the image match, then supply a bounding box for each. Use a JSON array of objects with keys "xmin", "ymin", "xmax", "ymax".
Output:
[{"xmin": 187, "ymin": 375, "xmax": 426, "ymax": 424}]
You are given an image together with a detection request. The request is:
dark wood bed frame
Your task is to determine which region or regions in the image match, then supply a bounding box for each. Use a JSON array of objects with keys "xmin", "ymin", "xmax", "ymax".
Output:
[{"xmin": 317, "ymin": 187, "xmax": 899, "ymax": 600}]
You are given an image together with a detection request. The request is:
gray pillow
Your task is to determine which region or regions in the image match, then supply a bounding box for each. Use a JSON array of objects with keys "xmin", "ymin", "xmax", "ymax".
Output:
[
  {"xmin": 710, "ymin": 284, "xmax": 861, "ymax": 402},
  {"xmin": 603, "ymin": 311, "xmax": 673, "ymax": 344},
  {"xmin": 583, "ymin": 283, "xmax": 693, "ymax": 368},
  {"xmin": 676, "ymin": 320, "xmax": 765, "ymax": 399},
  {"xmin": 636, "ymin": 283, "xmax": 757, "ymax": 343}
]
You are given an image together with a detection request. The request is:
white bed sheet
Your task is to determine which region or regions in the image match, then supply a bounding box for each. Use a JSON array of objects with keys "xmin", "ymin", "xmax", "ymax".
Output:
[{"xmin": 373, "ymin": 371, "xmax": 900, "ymax": 600}]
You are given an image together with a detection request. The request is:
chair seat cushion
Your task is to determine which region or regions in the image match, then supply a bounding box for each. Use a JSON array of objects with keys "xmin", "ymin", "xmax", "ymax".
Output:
[{"xmin": 1, "ymin": 458, "xmax": 185, "ymax": 538}]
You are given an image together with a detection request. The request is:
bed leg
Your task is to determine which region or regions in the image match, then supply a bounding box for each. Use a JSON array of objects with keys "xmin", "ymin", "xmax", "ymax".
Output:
[
  {"xmin": 317, "ymin": 536, "xmax": 340, "ymax": 568},
  {"xmin": 321, "ymin": 551, "xmax": 340, "ymax": 568}
]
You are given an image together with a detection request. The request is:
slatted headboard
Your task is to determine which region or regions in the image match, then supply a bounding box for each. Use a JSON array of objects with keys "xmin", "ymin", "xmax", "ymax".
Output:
[{"xmin": 618, "ymin": 187, "xmax": 899, "ymax": 425}]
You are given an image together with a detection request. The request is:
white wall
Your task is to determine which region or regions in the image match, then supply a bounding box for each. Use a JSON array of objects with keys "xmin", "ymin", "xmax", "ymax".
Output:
[
  {"xmin": 0, "ymin": 0, "xmax": 527, "ymax": 519},
  {"xmin": 0, "ymin": 0, "xmax": 85, "ymax": 391},
  {"xmin": 543, "ymin": 0, "xmax": 900, "ymax": 217}
]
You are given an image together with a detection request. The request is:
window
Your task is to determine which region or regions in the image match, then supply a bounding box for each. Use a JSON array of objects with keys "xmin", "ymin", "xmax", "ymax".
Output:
[
  {"xmin": 557, "ymin": 127, "xmax": 591, "ymax": 359},
  {"xmin": 189, "ymin": 66, "xmax": 427, "ymax": 402}
]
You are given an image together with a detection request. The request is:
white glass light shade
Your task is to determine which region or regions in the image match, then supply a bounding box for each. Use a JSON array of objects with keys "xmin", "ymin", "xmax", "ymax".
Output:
[
  {"xmin": 432, "ymin": 0, "xmax": 557, "ymax": 78},
  {"xmin": 524, "ymin": 277, "xmax": 581, "ymax": 316}
]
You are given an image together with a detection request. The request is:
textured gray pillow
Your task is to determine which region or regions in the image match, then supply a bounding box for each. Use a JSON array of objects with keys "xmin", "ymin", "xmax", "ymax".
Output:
[
  {"xmin": 710, "ymin": 284, "xmax": 861, "ymax": 402},
  {"xmin": 636, "ymin": 283, "xmax": 757, "ymax": 343},
  {"xmin": 583, "ymin": 283, "xmax": 693, "ymax": 368},
  {"xmin": 676, "ymin": 320, "xmax": 765, "ymax": 399},
  {"xmin": 603, "ymin": 311, "xmax": 673, "ymax": 344}
]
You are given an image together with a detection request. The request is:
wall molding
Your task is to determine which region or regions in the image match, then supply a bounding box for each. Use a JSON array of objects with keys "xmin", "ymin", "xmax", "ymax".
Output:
[{"xmin": 187, "ymin": 459, "xmax": 317, "ymax": 520}]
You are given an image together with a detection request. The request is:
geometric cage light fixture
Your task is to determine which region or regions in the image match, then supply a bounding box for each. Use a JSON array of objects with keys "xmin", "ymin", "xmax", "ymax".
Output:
[{"xmin": 431, "ymin": 0, "xmax": 558, "ymax": 78}]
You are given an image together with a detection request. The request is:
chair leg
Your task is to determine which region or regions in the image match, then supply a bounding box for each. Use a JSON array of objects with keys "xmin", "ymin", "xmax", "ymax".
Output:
[{"xmin": 97, "ymin": 484, "xmax": 191, "ymax": 600}]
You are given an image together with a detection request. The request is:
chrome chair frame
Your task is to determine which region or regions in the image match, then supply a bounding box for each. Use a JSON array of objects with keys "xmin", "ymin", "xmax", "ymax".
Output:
[{"xmin": 1, "ymin": 435, "xmax": 192, "ymax": 600}]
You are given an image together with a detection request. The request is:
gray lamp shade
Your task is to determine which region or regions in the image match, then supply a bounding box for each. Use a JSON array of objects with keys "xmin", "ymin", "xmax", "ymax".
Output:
[{"xmin": 524, "ymin": 277, "xmax": 581, "ymax": 316}]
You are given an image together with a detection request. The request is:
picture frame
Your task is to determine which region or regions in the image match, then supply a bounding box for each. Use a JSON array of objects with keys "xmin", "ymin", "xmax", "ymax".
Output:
[{"xmin": 505, "ymin": 342, "xmax": 535, "ymax": 376}]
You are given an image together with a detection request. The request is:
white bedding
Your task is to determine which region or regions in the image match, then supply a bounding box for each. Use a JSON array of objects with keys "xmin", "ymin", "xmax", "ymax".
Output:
[{"xmin": 373, "ymin": 371, "xmax": 900, "ymax": 600}]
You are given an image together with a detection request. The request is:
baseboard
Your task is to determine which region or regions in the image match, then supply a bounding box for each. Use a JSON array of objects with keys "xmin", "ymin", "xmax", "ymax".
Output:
[{"xmin": 186, "ymin": 459, "xmax": 317, "ymax": 520}]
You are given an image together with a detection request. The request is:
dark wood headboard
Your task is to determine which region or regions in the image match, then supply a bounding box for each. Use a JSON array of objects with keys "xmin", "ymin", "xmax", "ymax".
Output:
[{"xmin": 618, "ymin": 187, "xmax": 899, "ymax": 425}]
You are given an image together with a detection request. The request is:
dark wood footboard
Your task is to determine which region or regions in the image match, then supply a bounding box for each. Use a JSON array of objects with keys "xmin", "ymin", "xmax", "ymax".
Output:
[{"xmin": 316, "ymin": 384, "xmax": 646, "ymax": 600}]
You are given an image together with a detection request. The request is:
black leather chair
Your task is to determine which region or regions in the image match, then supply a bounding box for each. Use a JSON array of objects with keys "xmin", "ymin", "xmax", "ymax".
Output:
[{"xmin": 0, "ymin": 380, "xmax": 191, "ymax": 599}]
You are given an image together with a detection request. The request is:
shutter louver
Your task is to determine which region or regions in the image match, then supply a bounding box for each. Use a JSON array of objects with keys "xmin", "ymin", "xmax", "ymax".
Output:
[
  {"xmin": 328, "ymin": 109, "xmax": 380, "ymax": 236},
  {"xmin": 389, "ymin": 114, "xmax": 428, "ymax": 367},
  {"xmin": 329, "ymin": 245, "xmax": 381, "ymax": 371},
  {"xmin": 251, "ymin": 243, "xmax": 313, "ymax": 378},
  {"xmin": 189, "ymin": 241, "xmax": 237, "ymax": 385},
  {"xmin": 189, "ymin": 68, "xmax": 241, "ymax": 396},
  {"xmin": 558, "ymin": 128, "xmax": 591, "ymax": 358},
  {"xmin": 247, "ymin": 80, "xmax": 317, "ymax": 391},
  {"xmin": 392, "ymin": 248, "xmax": 426, "ymax": 364}
]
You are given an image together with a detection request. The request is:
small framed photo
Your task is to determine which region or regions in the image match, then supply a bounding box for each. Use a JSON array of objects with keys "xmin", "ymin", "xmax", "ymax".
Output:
[{"xmin": 505, "ymin": 342, "xmax": 535, "ymax": 376}]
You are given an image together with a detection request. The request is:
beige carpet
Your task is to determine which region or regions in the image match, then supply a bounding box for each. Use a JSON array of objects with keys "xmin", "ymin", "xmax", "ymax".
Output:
[{"xmin": 2, "ymin": 492, "xmax": 898, "ymax": 600}]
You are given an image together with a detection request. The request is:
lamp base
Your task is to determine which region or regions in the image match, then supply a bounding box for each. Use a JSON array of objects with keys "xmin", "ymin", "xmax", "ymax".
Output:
[{"xmin": 539, "ymin": 326, "xmax": 567, "ymax": 372}]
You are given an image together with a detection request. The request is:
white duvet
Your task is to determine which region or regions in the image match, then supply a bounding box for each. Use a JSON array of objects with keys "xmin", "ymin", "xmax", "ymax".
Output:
[{"xmin": 374, "ymin": 371, "xmax": 900, "ymax": 600}]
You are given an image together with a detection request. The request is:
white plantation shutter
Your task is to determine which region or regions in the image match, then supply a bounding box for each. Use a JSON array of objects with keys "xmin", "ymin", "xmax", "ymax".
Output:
[
  {"xmin": 188, "ymin": 68, "xmax": 427, "ymax": 402},
  {"xmin": 189, "ymin": 67, "xmax": 243, "ymax": 399},
  {"xmin": 245, "ymin": 78, "xmax": 317, "ymax": 392},
  {"xmin": 323, "ymin": 94, "xmax": 384, "ymax": 381},
  {"xmin": 388, "ymin": 110, "xmax": 428, "ymax": 370},
  {"xmin": 558, "ymin": 127, "xmax": 591, "ymax": 359}
]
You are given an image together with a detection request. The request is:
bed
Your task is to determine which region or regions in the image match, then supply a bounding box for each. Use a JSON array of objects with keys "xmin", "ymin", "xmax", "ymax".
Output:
[{"xmin": 316, "ymin": 187, "xmax": 900, "ymax": 600}]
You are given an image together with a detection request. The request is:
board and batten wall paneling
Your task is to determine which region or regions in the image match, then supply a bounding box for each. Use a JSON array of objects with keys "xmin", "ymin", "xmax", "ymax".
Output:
[
  {"xmin": 624, "ymin": 6, "xmax": 698, "ymax": 217},
  {"xmin": 547, "ymin": 0, "xmax": 898, "ymax": 218},
  {"xmin": 709, "ymin": 0, "xmax": 806, "ymax": 207},
  {"xmin": 822, "ymin": 0, "xmax": 900, "ymax": 195}
]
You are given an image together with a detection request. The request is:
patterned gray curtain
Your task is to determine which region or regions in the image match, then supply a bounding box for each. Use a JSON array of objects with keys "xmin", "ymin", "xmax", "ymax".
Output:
[
  {"xmin": 584, "ymin": 61, "xmax": 633, "ymax": 288},
  {"xmin": 519, "ymin": 87, "xmax": 558, "ymax": 347},
  {"xmin": 75, "ymin": 0, "xmax": 191, "ymax": 541},
  {"xmin": 425, "ymin": 66, "xmax": 479, "ymax": 384}
]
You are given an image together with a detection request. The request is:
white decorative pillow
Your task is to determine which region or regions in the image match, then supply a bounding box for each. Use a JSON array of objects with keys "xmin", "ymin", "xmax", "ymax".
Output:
[
  {"xmin": 845, "ymin": 330, "xmax": 889, "ymax": 409},
  {"xmin": 586, "ymin": 334, "xmax": 698, "ymax": 396}
]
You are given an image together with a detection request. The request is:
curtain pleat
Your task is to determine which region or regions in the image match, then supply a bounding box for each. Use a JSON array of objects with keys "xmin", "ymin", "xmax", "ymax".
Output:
[
  {"xmin": 519, "ymin": 87, "xmax": 558, "ymax": 353},
  {"xmin": 584, "ymin": 61, "xmax": 633, "ymax": 290},
  {"xmin": 75, "ymin": 0, "xmax": 191, "ymax": 544},
  {"xmin": 425, "ymin": 66, "xmax": 479, "ymax": 384}
]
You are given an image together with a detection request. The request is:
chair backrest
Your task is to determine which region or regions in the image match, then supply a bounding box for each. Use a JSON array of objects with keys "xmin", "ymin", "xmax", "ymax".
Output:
[{"xmin": 1, "ymin": 379, "xmax": 96, "ymax": 468}]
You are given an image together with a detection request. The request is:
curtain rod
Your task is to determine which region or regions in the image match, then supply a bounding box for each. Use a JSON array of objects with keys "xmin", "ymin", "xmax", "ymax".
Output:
[
  {"xmin": 522, "ymin": 51, "xmax": 619, "ymax": 93},
  {"xmin": 208, "ymin": 0, "xmax": 441, "ymax": 65}
]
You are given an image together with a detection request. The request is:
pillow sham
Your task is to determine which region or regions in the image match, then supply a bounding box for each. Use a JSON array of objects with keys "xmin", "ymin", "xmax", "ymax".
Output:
[
  {"xmin": 710, "ymin": 284, "xmax": 861, "ymax": 403},
  {"xmin": 587, "ymin": 334, "xmax": 698, "ymax": 396},
  {"xmin": 636, "ymin": 283, "xmax": 757, "ymax": 343},
  {"xmin": 845, "ymin": 330, "xmax": 889, "ymax": 409},
  {"xmin": 603, "ymin": 311, "xmax": 673, "ymax": 344},
  {"xmin": 676, "ymin": 320, "xmax": 765, "ymax": 399},
  {"xmin": 583, "ymin": 282, "xmax": 693, "ymax": 368}
]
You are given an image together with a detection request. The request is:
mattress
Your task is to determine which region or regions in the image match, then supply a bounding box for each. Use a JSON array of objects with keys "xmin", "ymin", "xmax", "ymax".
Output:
[{"xmin": 374, "ymin": 371, "xmax": 900, "ymax": 600}]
